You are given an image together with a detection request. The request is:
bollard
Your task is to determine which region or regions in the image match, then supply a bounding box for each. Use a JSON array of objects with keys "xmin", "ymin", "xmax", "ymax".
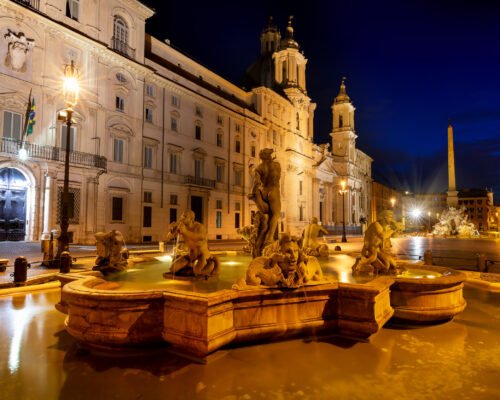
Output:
[
  {"xmin": 12, "ymin": 256, "xmax": 30, "ymax": 284},
  {"xmin": 476, "ymin": 253, "xmax": 487, "ymax": 272},
  {"xmin": 423, "ymin": 250, "xmax": 433, "ymax": 265},
  {"xmin": 59, "ymin": 251, "xmax": 72, "ymax": 273},
  {"xmin": 159, "ymin": 241, "xmax": 165, "ymax": 253}
]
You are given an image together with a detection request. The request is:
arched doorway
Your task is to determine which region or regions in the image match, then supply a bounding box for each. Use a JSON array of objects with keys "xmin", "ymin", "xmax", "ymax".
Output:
[{"xmin": 0, "ymin": 168, "xmax": 27, "ymax": 241}]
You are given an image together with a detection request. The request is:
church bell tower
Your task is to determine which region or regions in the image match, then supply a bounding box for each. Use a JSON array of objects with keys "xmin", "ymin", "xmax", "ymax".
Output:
[{"xmin": 330, "ymin": 78, "xmax": 357, "ymax": 162}]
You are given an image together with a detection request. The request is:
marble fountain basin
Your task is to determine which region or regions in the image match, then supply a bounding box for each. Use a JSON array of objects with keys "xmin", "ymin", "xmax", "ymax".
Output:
[{"xmin": 55, "ymin": 255, "xmax": 466, "ymax": 358}]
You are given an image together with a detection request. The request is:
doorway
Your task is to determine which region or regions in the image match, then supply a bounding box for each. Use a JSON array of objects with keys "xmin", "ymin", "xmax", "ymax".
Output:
[{"xmin": 0, "ymin": 168, "xmax": 27, "ymax": 241}]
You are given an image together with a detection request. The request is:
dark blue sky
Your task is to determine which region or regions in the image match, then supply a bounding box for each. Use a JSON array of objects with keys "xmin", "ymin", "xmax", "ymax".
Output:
[{"xmin": 144, "ymin": 0, "xmax": 500, "ymax": 200}]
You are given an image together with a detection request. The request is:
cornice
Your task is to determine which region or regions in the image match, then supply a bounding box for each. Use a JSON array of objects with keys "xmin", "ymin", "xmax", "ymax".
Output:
[{"xmin": 120, "ymin": 0, "xmax": 155, "ymax": 20}]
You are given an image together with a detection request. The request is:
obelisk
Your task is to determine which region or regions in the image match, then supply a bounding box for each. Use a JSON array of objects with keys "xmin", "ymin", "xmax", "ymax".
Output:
[{"xmin": 447, "ymin": 122, "xmax": 459, "ymax": 207}]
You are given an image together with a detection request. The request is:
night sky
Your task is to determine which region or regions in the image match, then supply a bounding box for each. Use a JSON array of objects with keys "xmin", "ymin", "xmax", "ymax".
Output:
[{"xmin": 143, "ymin": 0, "xmax": 500, "ymax": 201}]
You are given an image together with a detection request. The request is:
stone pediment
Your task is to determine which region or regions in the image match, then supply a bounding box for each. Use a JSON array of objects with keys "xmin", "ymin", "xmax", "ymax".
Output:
[{"xmin": 107, "ymin": 116, "xmax": 134, "ymax": 136}]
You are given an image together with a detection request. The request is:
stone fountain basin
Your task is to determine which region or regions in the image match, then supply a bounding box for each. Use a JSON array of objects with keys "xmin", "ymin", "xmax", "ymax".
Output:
[
  {"xmin": 57, "ymin": 273, "xmax": 394, "ymax": 358},
  {"xmin": 391, "ymin": 264, "xmax": 467, "ymax": 322}
]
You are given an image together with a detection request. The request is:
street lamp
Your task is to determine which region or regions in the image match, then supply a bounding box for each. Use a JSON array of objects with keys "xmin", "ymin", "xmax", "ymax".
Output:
[
  {"xmin": 390, "ymin": 197, "xmax": 396, "ymax": 209},
  {"xmin": 339, "ymin": 180, "xmax": 348, "ymax": 243},
  {"xmin": 56, "ymin": 60, "xmax": 79, "ymax": 272},
  {"xmin": 427, "ymin": 211, "xmax": 431, "ymax": 232},
  {"xmin": 496, "ymin": 212, "xmax": 499, "ymax": 233}
]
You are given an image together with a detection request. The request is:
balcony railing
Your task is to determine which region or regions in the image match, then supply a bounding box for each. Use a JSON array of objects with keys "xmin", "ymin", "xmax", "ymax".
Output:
[
  {"xmin": 111, "ymin": 37, "xmax": 136, "ymax": 59},
  {"xmin": 0, "ymin": 138, "xmax": 107, "ymax": 171},
  {"xmin": 11, "ymin": 0, "xmax": 40, "ymax": 10},
  {"xmin": 183, "ymin": 175, "xmax": 216, "ymax": 189}
]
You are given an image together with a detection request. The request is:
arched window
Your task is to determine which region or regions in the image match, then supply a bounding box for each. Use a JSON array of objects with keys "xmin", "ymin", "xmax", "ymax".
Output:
[{"xmin": 113, "ymin": 17, "xmax": 129, "ymax": 56}]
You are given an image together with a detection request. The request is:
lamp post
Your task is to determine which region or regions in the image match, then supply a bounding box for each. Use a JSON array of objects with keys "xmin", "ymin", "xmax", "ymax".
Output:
[
  {"xmin": 339, "ymin": 180, "xmax": 348, "ymax": 243},
  {"xmin": 427, "ymin": 211, "xmax": 431, "ymax": 232},
  {"xmin": 496, "ymin": 212, "xmax": 499, "ymax": 233},
  {"xmin": 390, "ymin": 197, "xmax": 396, "ymax": 209},
  {"xmin": 56, "ymin": 60, "xmax": 79, "ymax": 272}
]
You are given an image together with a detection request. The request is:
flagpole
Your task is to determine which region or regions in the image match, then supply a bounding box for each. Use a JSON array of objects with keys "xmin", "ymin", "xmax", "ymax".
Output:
[{"xmin": 20, "ymin": 88, "xmax": 32, "ymax": 149}]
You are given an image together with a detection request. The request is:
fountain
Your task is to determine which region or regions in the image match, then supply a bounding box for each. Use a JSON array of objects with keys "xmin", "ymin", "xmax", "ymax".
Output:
[
  {"xmin": 54, "ymin": 152, "xmax": 466, "ymax": 359},
  {"xmin": 431, "ymin": 206, "xmax": 479, "ymax": 237}
]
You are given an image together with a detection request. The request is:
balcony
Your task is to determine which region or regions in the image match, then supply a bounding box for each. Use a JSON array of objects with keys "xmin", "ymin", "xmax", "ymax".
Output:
[
  {"xmin": 11, "ymin": 0, "xmax": 40, "ymax": 10},
  {"xmin": 111, "ymin": 37, "xmax": 136, "ymax": 59},
  {"xmin": 0, "ymin": 138, "xmax": 107, "ymax": 171},
  {"xmin": 183, "ymin": 175, "xmax": 216, "ymax": 189}
]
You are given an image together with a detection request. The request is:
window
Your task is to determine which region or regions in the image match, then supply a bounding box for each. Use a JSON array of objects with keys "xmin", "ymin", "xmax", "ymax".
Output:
[
  {"xmin": 66, "ymin": 0, "xmax": 79, "ymax": 21},
  {"xmin": 172, "ymin": 95, "xmax": 180, "ymax": 108},
  {"xmin": 143, "ymin": 206, "xmax": 152, "ymax": 227},
  {"xmin": 116, "ymin": 73, "xmax": 127, "ymax": 83},
  {"xmin": 339, "ymin": 113, "xmax": 343, "ymax": 128},
  {"xmin": 235, "ymin": 138, "xmax": 241, "ymax": 153},
  {"xmin": 113, "ymin": 138, "xmax": 124, "ymax": 163},
  {"xmin": 146, "ymin": 84, "xmax": 154, "ymax": 97},
  {"xmin": 299, "ymin": 205, "xmax": 304, "ymax": 221},
  {"xmin": 194, "ymin": 159, "xmax": 202, "ymax": 178},
  {"xmin": 171, "ymin": 116, "xmax": 178, "ymax": 132},
  {"xmin": 61, "ymin": 125, "xmax": 76, "ymax": 151},
  {"xmin": 195, "ymin": 125, "xmax": 201, "ymax": 140},
  {"xmin": 273, "ymin": 130, "xmax": 277, "ymax": 145},
  {"xmin": 235, "ymin": 202, "xmax": 241, "ymax": 212},
  {"xmin": 216, "ymin": 165, "xmax": 224, "ymax": 183},
  {"xmin": 216, "ymin": 199, "xmax": 223, "ymax": 209},
  {"xmin": 299, "ymin": 181, "xmax": 303, "ymax": 196},
  {"xmin": 112, "ymin": 197, "xmax": 123, "ymax": 221},
  {"xmin": 267, "ymin": 130, "xmax": 271, "ymax": 142},
  {"xmin": 169, "ymin": 153, "xmax": 178, "ymax": 174},
  {"xmin": 143, "ymin": 191, "xmax": 152, "ymax": 203},
  {"xmin": 235, "ymin": 124, "xmax": 241, "ymax": 132},
  {"xmin": 57, "ymin": 187, "xmax": 80, "ymax": 224},
  {"xmin": 144, "ymin": 146, "xmax": 153, "ymax": 169},
  {"xmin": 170, "ymin": 194, "xmax": 178, "ymax": 205},
  {"xmin": 145, "ymin": 107, "xmax": 153, "ymax": 123},
  {"xmin": 234, "ymin": 170, "xmax": 242, "ymax": 186},
  {"xmin": 113, "ymin": 16, "xmax": 129, "ymax": 52},
  {"xmin": 217, "ymin": 115, "xmax": 223, "ymax": 125},
  {"xmin": 296, "ymin": 112, "xmax": 300, "ymax": 130},
  {"xmin": 195, "ymin": 105, "xmax": 203, "ymax": 117},
  {"xmin": 169, "ymin": 208, "xmax": 177, "ymax": 224},
  {"xmin": 234, "ymin": 212, "xmax": 240, "ymax": 229},
  {"xmin": 116, "ymin": 96, "xmax": 125, "ymax": 112},
  {"xmin": 216, "ymin": 211, "xmax": 222, "ymax": 229},
  {"xmin": 251, "ymin": 145, "xmax": 256, "ymax": 157},
  {"xmin": 3, "ymin": 111, "xmax": 22, "ymax": 141},
  {"xmin": 216, "ymin": 132, "xmax": 223, "ymax": 147}
]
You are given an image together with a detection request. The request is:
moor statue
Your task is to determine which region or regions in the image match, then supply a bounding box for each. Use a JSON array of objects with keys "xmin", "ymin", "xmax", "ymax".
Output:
[
  {"xmin": 302, "ymin": 217, "xmax": 329, "ymax": 257},
  {"xmin": 93, "ymin": 230, "xmax": 129, "ymax": 275}
]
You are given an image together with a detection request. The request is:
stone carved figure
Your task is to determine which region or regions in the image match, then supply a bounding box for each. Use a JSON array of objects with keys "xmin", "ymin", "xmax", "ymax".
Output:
[
  {"xmin": 302, "ymin": 217, "xmax": 329, "ymax": 257},
  {"xmin": 247, "ymin": 148, "xmax": 281, "ymax": 257},
  {"xmin": 93, "ymin": 230, "xmax": 129, "ymax": 275},
  {"xmin": 352, "ymin": 210, "xmax": 402, "ymax": 275},
  {"xmin": 164, "ymin": 210, "xmax": 219, "ymax": 278},
  {"xmin": 4, "ymin": 30, "xmax": 35, "ymax": 73},
  {"xmin": 233, "ymin": 234, "xmax": 324, "ymax": 289}
]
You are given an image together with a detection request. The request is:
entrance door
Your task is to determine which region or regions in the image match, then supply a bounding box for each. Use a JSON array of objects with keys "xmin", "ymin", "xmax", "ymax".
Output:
[
  {"xmin": 0, "ymin": 168, "xmax": 27, "ymax": 241},
  {"xmin": 190, "ymin": 195, "xmax": 203, "ymax": 224}
]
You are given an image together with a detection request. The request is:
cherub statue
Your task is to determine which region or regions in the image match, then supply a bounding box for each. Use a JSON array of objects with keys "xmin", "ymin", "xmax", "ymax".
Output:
[
  {"xmin": 164, "ymin": 210, "xmax": 219, "ymax": 278},
  {"xmin": 352, "ymin": 210, "xmax": 403, "ymax": 275},
  {"xmin": 302, "ymin": 217, "xmax": 329, "ymax": 257},
  {"xmin": 93, "ymin": 230, "xmax": 129, "ymax": 275}
]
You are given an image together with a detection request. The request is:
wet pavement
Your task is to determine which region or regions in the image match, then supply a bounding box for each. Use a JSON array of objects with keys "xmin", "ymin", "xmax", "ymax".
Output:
[{"xmin": 0, "ymin": 286, "xmax": 499, "ymax": 399}]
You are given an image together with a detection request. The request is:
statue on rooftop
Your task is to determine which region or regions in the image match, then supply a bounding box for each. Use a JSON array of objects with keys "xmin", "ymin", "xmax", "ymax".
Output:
[
  {"xmin": 352, "ymin": 210, "xmax": 402, "ymax": 275},
  {"xmin": 164, "ymin": 210, "xmax": 219, "ymax": 278},
  {"xmin": 302, "ymin": 217, "xmax": 329, "ymax": 257}
]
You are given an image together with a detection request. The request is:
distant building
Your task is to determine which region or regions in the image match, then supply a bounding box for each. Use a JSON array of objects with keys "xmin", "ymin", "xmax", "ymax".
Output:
[
  {"xmin": 0, "ymin": 2, "xmax": 372, "ymax": 243},
  {"xmin": 458, "ymin": 189, "xmax": 495, "ymax": 232},
  {"xmin": 371, "ymin": 181, "xmax": 402, "ymax": 223}
]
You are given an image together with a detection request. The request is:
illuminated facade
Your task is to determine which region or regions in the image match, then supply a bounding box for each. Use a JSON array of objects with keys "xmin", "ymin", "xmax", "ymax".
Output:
[{"xmin": 0, "ymin": 1, "xmax": 372, "ymax": 243}]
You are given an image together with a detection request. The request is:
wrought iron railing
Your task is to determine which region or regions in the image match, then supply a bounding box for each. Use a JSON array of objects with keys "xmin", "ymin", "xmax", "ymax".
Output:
[
  {"xmin": 11, "ymin": 0, "xmax": 40, "ymax": 10},
  {"xmin": 111, "ymin": 37, "xmax": 136, "ymax": 59},
  {"xmin": 324, "ymin": 225, "xmax": 363, "ymax": 236},
  {"xmin": 0, "ymin": 138, "xmax": 107, "ymax": 170},
  {"xmin": 183, "ymin": 175, "xmax": 216, "ymax": 188}
]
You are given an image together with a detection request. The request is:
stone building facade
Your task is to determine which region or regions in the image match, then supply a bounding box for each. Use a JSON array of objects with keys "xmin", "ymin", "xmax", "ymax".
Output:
[{"xmin": 0, "ymin": 0, "xmax": 372, "ymax": 243}]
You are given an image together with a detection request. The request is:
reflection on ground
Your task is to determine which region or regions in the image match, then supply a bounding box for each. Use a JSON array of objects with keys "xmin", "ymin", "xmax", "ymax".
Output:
[{"xmin": 1, "ymin": 287, "xmax": 499, "ymax": 399}]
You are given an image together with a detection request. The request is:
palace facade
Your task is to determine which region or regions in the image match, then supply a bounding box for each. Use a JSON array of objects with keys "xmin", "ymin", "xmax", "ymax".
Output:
[{"xmin": 0, "ymin": 0, "xmax": 372, "ymax": 243}]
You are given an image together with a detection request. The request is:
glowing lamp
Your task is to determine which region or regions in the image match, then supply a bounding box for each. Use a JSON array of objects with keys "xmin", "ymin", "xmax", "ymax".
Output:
[{"xmin": 63, "ymin": 60, "xmax": 79, "ymax": 109}]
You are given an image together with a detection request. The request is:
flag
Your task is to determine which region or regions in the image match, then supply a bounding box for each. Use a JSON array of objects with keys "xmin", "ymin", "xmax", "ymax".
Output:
[{"xmin": 26, "ymin": 97, "xmax": 35, "ymax": 135}]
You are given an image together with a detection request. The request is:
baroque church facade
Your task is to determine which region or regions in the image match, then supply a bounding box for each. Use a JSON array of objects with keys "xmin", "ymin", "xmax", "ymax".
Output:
[{"xmin": 0, "ymin": 0, "xmax": 372, "ymax": 243}]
